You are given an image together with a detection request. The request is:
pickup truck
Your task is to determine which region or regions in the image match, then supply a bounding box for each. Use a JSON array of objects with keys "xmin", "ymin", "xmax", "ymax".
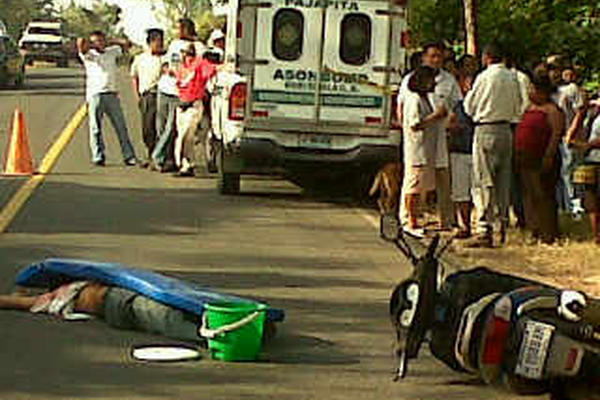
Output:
[{"xmin": 19, "ymin": 21, "xmax": 69, "ymax": 67}]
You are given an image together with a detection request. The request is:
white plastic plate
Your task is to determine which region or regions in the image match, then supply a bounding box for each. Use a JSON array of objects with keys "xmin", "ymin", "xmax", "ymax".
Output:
[{"xmin": 131, "ymin": 345, "xmax": 202, "ymax": 362}]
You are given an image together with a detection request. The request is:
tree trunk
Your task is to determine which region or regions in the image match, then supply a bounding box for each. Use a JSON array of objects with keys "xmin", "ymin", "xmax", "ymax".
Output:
[{"xmin": 463, "ymin": 0, "xmax": 478, "ymax": 56}]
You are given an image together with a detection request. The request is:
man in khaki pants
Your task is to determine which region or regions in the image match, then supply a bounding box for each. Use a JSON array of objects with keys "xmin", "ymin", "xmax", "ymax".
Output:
[{"xmin": 464, "ymin": 43, "xmax": 521, "ymax": 247}]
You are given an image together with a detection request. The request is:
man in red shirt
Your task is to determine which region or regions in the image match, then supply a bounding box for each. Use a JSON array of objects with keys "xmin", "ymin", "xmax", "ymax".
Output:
[{"xmin": 174, "ymin": 43, "xmax": 216, "ymax": 177}]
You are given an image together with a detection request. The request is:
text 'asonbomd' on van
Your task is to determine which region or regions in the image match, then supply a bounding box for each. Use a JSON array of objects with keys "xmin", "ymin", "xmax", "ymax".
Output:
[{"xmin": 207, "ymin": 0, "xmax": 408, "ymax": 195}]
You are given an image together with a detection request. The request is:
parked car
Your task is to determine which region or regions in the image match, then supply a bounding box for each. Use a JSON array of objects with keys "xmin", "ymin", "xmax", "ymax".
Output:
[
  {"xmin": 0, "ymin": 28, "xmax": 26, "ymax": 87},
  {"xmin": 19, "ymin": 20, "xmax": 69, "ymax": 67}
]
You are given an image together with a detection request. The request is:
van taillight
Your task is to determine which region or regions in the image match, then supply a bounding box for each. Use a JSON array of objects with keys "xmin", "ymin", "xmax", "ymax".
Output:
[
  {"xmin": 237, "ymin": 22, "xmax": 242, "ymax": 39},
  {"xmin": 229, "ymin": 83, "xmax": 247, "ymax": 121},
  {"xmin": 390, "ymin": 91, "xmax": 401, "ymax": 129}
]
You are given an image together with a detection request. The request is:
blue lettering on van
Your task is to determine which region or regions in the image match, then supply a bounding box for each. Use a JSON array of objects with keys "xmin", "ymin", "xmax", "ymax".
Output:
[
  {"xmin": 273, "ymin": 68, "xmax": 367, "ymax": 84},
  {"xmin": 284, "ymin": 0, "xmax": 359, "ymax": 10}
]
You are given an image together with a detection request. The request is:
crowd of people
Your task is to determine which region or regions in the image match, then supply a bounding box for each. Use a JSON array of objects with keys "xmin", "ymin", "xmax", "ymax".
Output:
[
  {"xmin": 397, "ymin": 42, "xmax": 600, "ymax": 247},
  {"xmin": 75, "ymin": 22, "xmax": 600, "ymax": 247},
  {"xmin": 76, "ymin": 18, "xmax": 225, "ymax": 177}
]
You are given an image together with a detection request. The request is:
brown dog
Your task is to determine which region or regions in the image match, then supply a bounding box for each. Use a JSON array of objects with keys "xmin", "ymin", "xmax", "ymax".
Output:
[{"xmin": 369, "ymin": 162, "xmax": 403, "ymax": 216}]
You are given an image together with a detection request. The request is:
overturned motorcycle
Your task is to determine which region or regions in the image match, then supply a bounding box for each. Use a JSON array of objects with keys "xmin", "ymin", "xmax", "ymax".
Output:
[{"xmin": 381, "ymin": 217, "xmax": 600, "ymax": 400}]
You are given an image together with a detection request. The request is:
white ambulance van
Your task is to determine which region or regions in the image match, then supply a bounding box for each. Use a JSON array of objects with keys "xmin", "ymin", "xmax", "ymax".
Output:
[{"xmin": 209, "ymin": 0, "xmax": 408, "ymax": 194}]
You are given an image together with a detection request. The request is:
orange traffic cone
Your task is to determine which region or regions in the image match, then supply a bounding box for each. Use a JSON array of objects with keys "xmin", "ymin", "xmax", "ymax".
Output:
[{"xmin": 3, "ymin": 109, "xmax": 34, "ymax": 176}]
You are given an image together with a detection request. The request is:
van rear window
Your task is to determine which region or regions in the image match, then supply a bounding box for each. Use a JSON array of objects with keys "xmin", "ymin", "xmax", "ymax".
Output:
[
  {"xmin": 272, "ymin": 9, "xmax": 303, "ymax": 61},
  {"xmin": 340, "ymin": 14, "xmax": 371, "ymax": 65}
]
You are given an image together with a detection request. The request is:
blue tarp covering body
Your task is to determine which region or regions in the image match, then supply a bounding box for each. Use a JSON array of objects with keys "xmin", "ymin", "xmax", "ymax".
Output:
[{"xmin": 15, "ymin": 259, "xmax": 285, "ymax": 323}]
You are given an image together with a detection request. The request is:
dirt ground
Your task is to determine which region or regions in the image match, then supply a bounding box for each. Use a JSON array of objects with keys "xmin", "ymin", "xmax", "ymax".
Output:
[{"xmin": 448, "ymin": 215, "xmax": 600, "ymax": 297}]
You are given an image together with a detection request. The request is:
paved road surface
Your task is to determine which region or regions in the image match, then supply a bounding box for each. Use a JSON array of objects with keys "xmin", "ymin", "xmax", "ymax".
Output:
[{"xmin": 0, "ymin": 66, "xmax": 545, "ymax": 399}]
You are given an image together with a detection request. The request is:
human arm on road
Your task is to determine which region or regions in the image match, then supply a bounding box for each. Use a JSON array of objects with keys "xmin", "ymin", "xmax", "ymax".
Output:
[{"xmin": 0, "ymin": 283, "xmax": 107, "ymax": 316}]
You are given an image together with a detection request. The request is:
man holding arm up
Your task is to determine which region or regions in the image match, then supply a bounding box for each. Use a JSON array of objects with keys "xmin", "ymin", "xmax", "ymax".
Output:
[{"xmin": 77, "ymin": 31, "xmax": 137, "ymax": 166}]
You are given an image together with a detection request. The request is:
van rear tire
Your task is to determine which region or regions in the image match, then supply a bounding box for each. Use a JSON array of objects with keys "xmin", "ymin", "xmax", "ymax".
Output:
[
  {"xmin": 218, "ymin": 172, "xmax": 240, "ymax": 195},
  {"xmin": 205, "ymin": 132, "xmax": 219, "ymax": 173}
]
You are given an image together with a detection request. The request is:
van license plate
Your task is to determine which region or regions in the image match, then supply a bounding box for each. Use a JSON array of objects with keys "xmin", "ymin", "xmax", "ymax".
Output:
[
  {"xmin": 514, "ymin": 320, "xmax": 554, "ymax": 380},
  {"xmin": 298, "ymin": 134, "xmax": 331, "ymax": 149}
]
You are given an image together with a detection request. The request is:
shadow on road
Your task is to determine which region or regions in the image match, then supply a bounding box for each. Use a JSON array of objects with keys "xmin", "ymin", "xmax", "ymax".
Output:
[
  {"xmin": 8, "ymin": 180, "xmax": 376, "ymax": 235},
  {"xmin": 25, "ymin": 72, "xmax": 83, "ymax": 81},
  {"xmin": 10, "ymin": 90, "xmax": 85, "ymax": 97}
]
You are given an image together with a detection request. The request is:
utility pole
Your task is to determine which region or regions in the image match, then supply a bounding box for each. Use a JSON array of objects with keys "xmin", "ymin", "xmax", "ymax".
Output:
[{"xmin": 464, "ymin": 0, "xmax": 478, "ymax": 56}]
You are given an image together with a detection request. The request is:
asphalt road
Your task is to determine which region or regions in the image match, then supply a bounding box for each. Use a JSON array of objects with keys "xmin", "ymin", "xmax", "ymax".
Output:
[{"xmin": 0, "ymin": 66, "xmax": 545, "ymax": 399}]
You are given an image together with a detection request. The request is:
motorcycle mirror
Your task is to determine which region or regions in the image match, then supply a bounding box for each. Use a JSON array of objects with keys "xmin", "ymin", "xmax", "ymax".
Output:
[
  {"xmin": 379, "ymin": 214, "xmax": 419, "ymax": 265},
  {"xmin": 380, "ymin": 214, "xmax": 400, "ymax": 242}
]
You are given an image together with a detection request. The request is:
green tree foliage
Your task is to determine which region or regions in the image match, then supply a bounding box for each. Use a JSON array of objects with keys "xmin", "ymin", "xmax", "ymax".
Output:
[
  {"xmin": 60, "ymin": 2, "xmax": 124, "ymax": 38},
  {"xmin": 0, "ymin": 0, "xmax": 58, "ymax": 39},
  {"xmin": 409, "ymin": 0, "xmax": 600, "ymax": 79},
  {"xmin": 152, "ymin": 0, "xmax": 224, "ymax": 42}
]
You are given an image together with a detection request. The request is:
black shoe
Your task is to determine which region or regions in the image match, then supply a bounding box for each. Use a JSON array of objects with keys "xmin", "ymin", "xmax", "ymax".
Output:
[
  {"xmin": 92, "ymin": 159, "xmax": 105, "ymax": 167},
  {"xmin": 138, "ymin": 159, "xmax": 150, "ymax": 169},
  {"xmin": 161, "ymin": 163, "xmax": 178, "ymax": 173},
  {"xmin": 173, "ymin": 168, "xmax": 195, "ymax": 177},
  {"xmin": 124, "ymin": 158, "xmax": 137, "ymax": 166}
]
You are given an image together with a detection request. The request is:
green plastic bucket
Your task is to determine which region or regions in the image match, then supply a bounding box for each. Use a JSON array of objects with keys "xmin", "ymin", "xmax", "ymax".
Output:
[{"xmin": 202, "ymin": 301, "xmax": 267, "ymax": 361}]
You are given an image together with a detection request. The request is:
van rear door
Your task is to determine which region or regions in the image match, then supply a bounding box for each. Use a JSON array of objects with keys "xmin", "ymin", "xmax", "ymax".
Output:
[
  {"xmin": 318, "ymin": 2, "xmax": 391, "ymax": 127},
  {"xmin": 250, "ymin": 1, "xmax": 323, "ymax": 122}
]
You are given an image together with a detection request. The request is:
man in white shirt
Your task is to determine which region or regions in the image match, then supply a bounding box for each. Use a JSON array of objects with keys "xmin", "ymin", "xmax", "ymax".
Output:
[
  {"xmin": 464, "ymin": 43, "xmax": 521, "ymax": 247},
  {"xmin": 397, "ymin": 43, "xmax": 461, "ymax": 230},
  {"xmin": 151, "ymin": 18, "xmax": 206, "ymax": 172},
  {"xmin": 131, "ymin": 28, "xmax": 165, "ymax": 168},
  {"xmin": 78, "ymin": 31, "xmax": 137, "ymax": 166}
]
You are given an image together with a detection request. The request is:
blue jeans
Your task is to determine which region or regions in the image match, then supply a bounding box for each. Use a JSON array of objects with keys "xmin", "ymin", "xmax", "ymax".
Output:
[
  {"xmin": 88, "ymin": 92, "xmax": 136, "ymax": 163},
  {"xmin": 152, "ymin": 92, "xmax": 179, "ymax": 166}
]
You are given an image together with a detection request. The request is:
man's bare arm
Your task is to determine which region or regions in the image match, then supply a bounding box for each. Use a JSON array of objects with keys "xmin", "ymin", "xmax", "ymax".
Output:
[
  {"xmin": 542, "ymin": 105, "xmax": 565, "ymax": 171},
  {"xmin": 76, "ymin": 38, "xmax": 90, "ymax": 54},
  {"xmin": 566, "ymin": 104, "xmax": 589, "ymax": 144},
  {"xmin": 412, "ymin": 106, "xmax": 448, "ymax": 131},
  {"xmin": 108, "ymin": 37, "xmax": 132, "ymax": 51}
]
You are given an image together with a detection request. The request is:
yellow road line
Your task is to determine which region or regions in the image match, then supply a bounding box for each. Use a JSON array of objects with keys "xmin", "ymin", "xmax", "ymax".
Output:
[{"xmin": 0, "ymin": 103, "xmax": 88, "ymax": 233}]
